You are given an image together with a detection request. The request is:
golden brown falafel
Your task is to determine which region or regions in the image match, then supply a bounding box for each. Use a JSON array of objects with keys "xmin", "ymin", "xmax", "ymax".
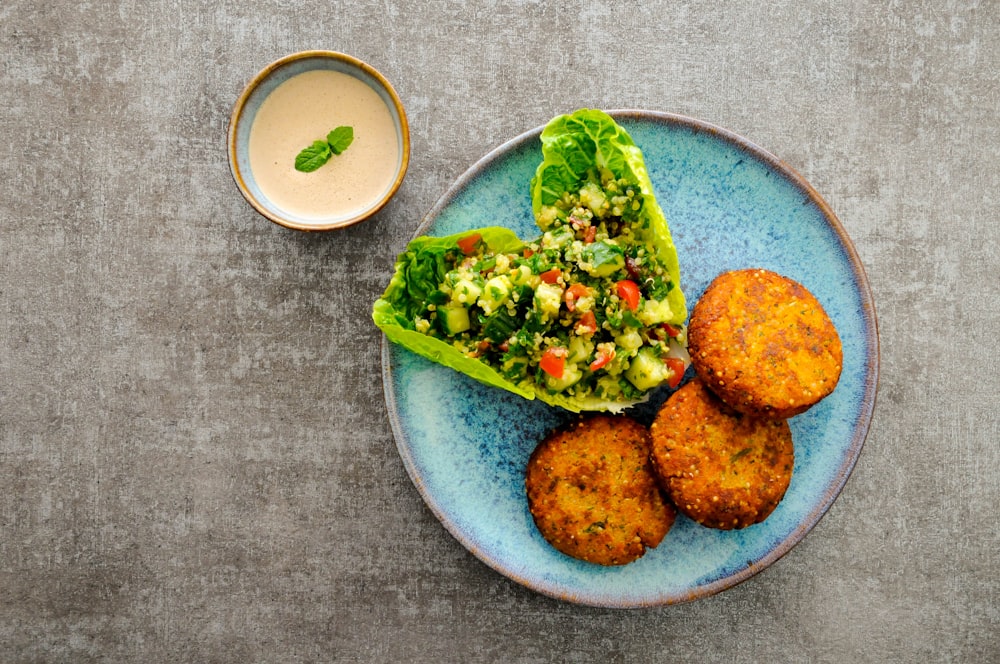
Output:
[
  {"xmin": 649, "ymin": 378, "xmax": 794, "ymax": 530},
  {"xmin": 688, "ymin": 268, "xmax": 842, "ymax": 419},
  {"xmin": 525, "ymin": 415, "xmax": 675, "ymax": 566}
]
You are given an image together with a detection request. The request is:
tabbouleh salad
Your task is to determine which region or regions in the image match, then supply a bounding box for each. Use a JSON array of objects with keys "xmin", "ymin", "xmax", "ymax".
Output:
[{"xmin": 373, "ymin": 109, "xmax": 689, "ymax": 412}]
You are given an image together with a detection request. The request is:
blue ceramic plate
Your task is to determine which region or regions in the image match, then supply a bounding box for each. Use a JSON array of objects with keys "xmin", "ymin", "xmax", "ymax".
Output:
[{"xmin": 381, "ymin": 111, "xmax": 879, "ymax": 607}]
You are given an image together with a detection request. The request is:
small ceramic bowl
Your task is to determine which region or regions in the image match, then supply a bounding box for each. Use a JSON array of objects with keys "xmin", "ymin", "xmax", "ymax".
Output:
[{"xmin": 228, "ymin": 51, "xmax": 410, "ymax": 231}]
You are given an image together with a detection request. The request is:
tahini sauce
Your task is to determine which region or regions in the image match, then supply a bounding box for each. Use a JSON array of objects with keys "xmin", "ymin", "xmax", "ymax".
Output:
[{"xmin": 248, "ymin": 69, "xmax": 400, "ymax": 220}]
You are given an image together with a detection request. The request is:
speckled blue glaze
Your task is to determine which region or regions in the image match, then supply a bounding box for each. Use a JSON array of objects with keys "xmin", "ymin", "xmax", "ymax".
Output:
[{"xmin": 381, "ymin": 111, "xmax": 879, "ymax": 607}]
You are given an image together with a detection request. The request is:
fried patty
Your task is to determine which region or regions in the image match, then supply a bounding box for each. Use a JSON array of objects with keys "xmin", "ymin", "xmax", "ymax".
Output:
[
  {"xmin": 649, "ymin": 378, "xmax": 793, "ymax": 530},
  {"xmin": 688, "ymin": 268, "xmax": 842, "ymax": 419},
  {"xmin": 525, "ymin": 415, "xmax": 675, "ymax": 566}
]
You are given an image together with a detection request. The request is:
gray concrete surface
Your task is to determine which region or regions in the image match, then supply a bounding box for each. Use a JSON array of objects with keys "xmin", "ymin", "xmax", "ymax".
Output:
[{"xmin": 1, "ymin": 1, "xmax": 997, "ymax": 662}]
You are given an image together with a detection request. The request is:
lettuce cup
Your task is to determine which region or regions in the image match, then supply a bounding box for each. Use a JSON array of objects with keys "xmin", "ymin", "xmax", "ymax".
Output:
[{"xmin": 374, "ymin": 110, "xmax": 688, "ymax": 412}]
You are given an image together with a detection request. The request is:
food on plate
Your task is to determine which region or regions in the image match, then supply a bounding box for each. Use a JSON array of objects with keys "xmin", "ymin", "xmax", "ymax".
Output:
[
  {"xmin": 529, "ymin": 109, "xmax": 686, "ymax": 333},
  {"xmin": 373, "ymin": 109, "xmax": 689, "ymax": 412},
  {"xmin": 687, "ymin": 268, "xmax": 842, "ymax": 419},
  {"xmin": 525, "ymin": 415, "xmax": 676, "ymax": 565},
  {"xmin": 649, "ymin": 378, "xmax": 793, "ymax": 530}
]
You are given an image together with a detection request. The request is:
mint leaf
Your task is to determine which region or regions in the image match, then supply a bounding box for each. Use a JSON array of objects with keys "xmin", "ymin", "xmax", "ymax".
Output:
[
  {"xmin": 327, "ymin": 126, "xmax": 354, "ymax": 155},
  {"xmin": 295, "ymin": 140, "xmax": 332, "ymax": 172},
  {"xmin": 294, "ymin": 126, "xmax": 354, "ymax": 173}
]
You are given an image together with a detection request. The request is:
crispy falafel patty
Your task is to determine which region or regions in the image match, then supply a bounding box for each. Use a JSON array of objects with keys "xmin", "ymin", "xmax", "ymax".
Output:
[
  {"xmin": 688, "ymin": 268, "xmax": 842, "ymax": 419},
  {"xmin": 525, "ymin": 415, "xmax": 675, "ymax": 565},
  {"xmin": 649, "ymin": 379, "xmax": 793, "ymax": 530}
]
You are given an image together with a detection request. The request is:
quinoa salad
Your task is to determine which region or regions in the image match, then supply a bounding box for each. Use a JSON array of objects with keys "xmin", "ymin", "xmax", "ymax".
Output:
[{"xmin": 374, "ymin": 109, "xmax": 689, "ymax": 412}]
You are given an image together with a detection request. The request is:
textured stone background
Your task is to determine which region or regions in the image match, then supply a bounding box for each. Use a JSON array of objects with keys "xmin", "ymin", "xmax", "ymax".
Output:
[{"xmin": 1, "ymin": 1, "xmax": 997, "ymax": 662}]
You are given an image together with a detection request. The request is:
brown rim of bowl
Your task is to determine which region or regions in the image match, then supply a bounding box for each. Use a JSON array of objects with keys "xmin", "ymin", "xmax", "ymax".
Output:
[{"xmin": 227, "ymin": 50, "xmax": 411, "ymax": 232}]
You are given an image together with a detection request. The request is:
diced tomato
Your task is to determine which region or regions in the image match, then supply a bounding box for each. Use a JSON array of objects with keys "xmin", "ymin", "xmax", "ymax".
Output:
[
  {"xmin": 583, "ymin": 226, "xmax": 596, "ymax": 243},
  {"xmin": 522, "ymin": 247, "xmax": 534, "ymax": 258},
  {"xmin": 456, "ymin": 233, "xmax": 482, "ymax": 255},
  {"xmin": 575, "ymin": 310, "xmax": 598, "ymax": 335},
  {"xmin": 467, "ymin": 339, "xmax": 492, "ymax": 359},
  {"xmin": 564, "ymin": 284, "xmax": 589, "ymax": 312},
  {"xmin": 539, "ymin": 268, "xmax": 562, "ymax": 284},
  {"xmin": 665, "ymin": 357, "xmax": 686, "ymax": 388},
  {"xmin": 616, "ymin": 279, "xmax": 641, "ymax": 311},
  {"xmin": 589, "ymin": 348, "xmax": 615, "ymax": 372},
  {"xmin": 539, "ymin": 347, "xmax": 566, "ymax": 379},
  {"xmin": 661, "ymin": 323, "xmax": 681, "ymax": 338}
]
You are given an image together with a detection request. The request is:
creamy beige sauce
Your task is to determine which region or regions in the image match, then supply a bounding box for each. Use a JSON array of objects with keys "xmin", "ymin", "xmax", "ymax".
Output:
[{"xmin": 248, "ymin": 69, "xmax": 400, "ymax": 220}]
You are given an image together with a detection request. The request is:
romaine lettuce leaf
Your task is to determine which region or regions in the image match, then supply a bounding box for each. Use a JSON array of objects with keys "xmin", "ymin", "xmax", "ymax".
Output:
[
  {"xmin": 531, "ymin": 109, "xmax": 686, "ymax": 327},
  {"xmin": 373, "ymin": 227, "xmax": 536, "ymax": 401}
]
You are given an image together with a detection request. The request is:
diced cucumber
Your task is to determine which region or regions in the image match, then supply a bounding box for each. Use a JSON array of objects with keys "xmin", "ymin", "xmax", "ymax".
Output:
[
  {"xmin": 544, "ymin": 362, "xmax": 582, "ymax": 392},
  {"xmin": 624, "ymin": 348, "xmax": 668, "ymax": 391},
  {"xmin": 510, "ymin": 264, "xmax": 533, "ymax": 287},
  {"xmin": 477, "ymin": 275, "xmax": 512, "ymax": 315},
  {"xmin": 614, "ymin": 328, "xmax": 643, "ymax": 353},
  {"xmin": 533, "ymin": 282, "xmax": 563, "ymax": 319},
  {"xmin": 567, "ymin": 335, "xmax": 594, "ymax": 363},
  {"xmin": 439, "ymin": 304, "xmax": 471, "ymax": 336},
  {"xmin": 638, "ymin": 298, "xmax": 673, "ymax": 326},
  {"xmin": 451, "ymin": 278, "xmax": 482, "ymax": 305}
]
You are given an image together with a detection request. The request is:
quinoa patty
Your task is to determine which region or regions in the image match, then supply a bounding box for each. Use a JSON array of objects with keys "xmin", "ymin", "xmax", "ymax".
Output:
[
  {"xmin": 649, "ymin": 379, "xmax": 793, "ymax": 530},
  {"xmin": 688, "ymin": 268, "xmax": 842, "ymax": 419},
  {"xmin": 525, "ymin": 415, "xmax": 675, "ymax": 565}
]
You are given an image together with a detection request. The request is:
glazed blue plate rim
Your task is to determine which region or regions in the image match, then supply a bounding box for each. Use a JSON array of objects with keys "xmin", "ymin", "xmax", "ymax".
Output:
[{"xmin": 380, "ymin": 110, "xmax": 879, "ymax": 607}]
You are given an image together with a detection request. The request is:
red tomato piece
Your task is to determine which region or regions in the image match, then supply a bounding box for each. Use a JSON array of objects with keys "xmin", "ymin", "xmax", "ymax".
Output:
[
  {"xmin": 661, "ymin": 323, "xmax": 682, "ymax": 338},
  {"xmin": 539, "ymin": 348, "xmax": 566, "ymax": 379},
  {"xmin": 456, "ymin": 233, "xmax": 482, "ymax": 255},
  {"xmin": 539, "ymin": 268, "xmax": 562, "ymax": 284},
  {"xmin": 665, "ymin": 357, "xmax": 686, "ymax": 388},
  {"xmin": 589, "ymin": 349, "xmax": 615, "ymax": 372},
  {"xmin": 583, "ymin": 226, "xmax": 596, "ymax": 243},
  {"xmin": 616, "ymin": 279, "xmax": 641, "ymax": 311},
  {"xmin": 564, "ymin": 283, "xmax": 589, "ymax": 311},
  {"xmin": 575, "ymin": 310, "xmax": 598, "ymax": 335}
]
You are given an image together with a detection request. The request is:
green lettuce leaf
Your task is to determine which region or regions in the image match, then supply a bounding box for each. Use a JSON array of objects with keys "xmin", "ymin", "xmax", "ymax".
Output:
[
  {"xmin": 373, "ymin": 227, "xmax": 537, "ymax": 401},
  {"xmin": 531, "ymin": 109, "xmax": 686, "ymax": 327}
]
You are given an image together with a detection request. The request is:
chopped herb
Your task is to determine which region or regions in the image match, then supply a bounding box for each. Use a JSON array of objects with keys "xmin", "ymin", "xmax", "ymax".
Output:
[{"xmin": 731, "ymin": 447, "xmax": 752, "ymax": 463}]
